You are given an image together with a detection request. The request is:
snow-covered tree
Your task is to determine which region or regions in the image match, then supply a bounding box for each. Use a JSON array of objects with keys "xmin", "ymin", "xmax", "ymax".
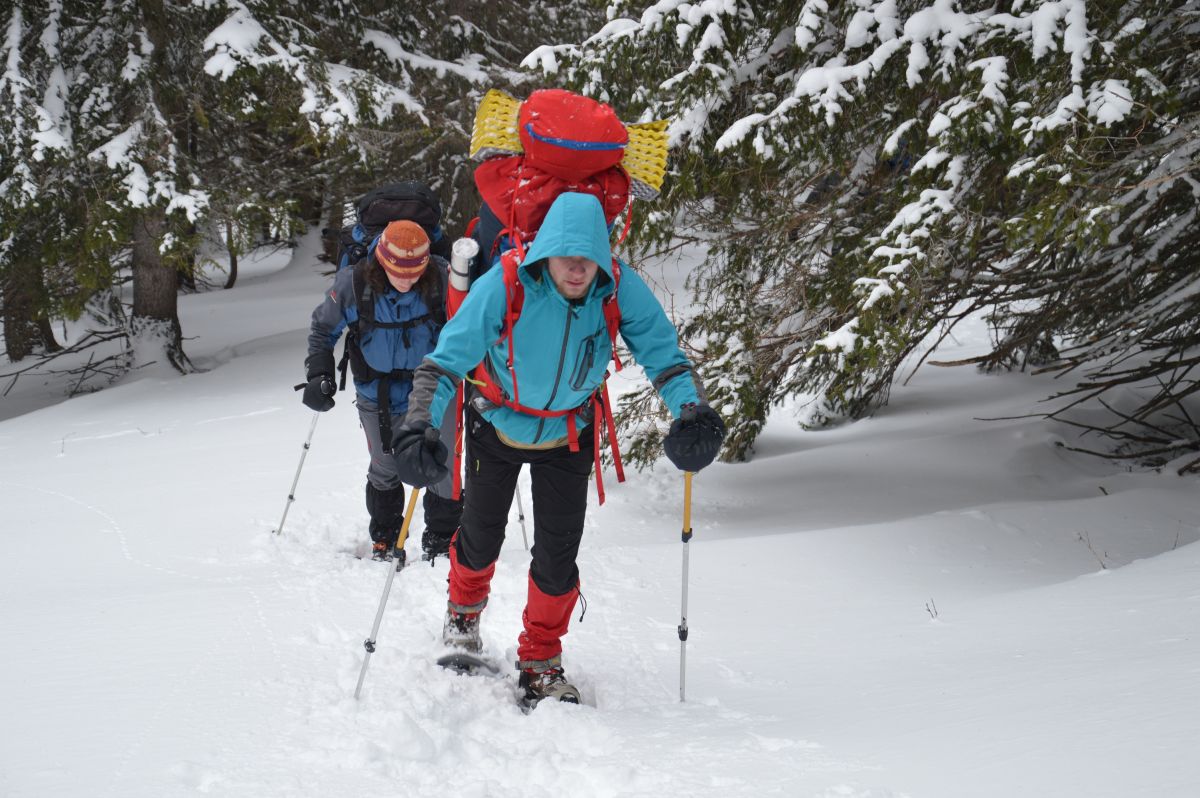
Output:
[
  {"xmin": 531, "ymin": 0, "xmax": 1200, "ymax": 465},
  {"xmin": 2, "ymin": 0, "xmax": 606, "ymax": 387},
  {"xmin": 0, "ymin": 1, "xmax": 72, "ymax": 362}
]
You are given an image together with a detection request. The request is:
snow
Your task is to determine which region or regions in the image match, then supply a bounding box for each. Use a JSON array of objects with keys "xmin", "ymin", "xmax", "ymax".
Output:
[
  {"xmin": 926, "ymin": 111, "xmax": 951, "ymax": 137},
  {"xmin": 362, "ymin": 30, "xmax": 490, "ymax": 85},
  {"xmin": 1087, "ymin": 78, "xmax": 1133, "ymax": 125},
  {"xmin": 202, "ymin": 6, "xmax": 296, "ymax": 80},
  {"xmin": 3, "ymin": 231, "xmax": 1200, "ymax": 797},
  {"xmin": 88, "ymin": 122, "xmax": 153, "ymax": 207},
  {"xmin": 882, "ymin": 119, "xmax": 915, "ymax": 155}
]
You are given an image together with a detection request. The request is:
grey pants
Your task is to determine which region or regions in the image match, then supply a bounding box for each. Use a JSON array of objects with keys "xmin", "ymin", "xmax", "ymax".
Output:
[
  {"xmin": 356, "ymin": 398, "xmax": 457, "ymax": 500},
  {"xmin": 357, "ymin": 397, "xmax": 462, "ymax": 545}
]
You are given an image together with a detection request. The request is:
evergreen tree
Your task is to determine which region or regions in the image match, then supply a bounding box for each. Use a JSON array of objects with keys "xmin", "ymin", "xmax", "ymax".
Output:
[
  {"xmin": 0, "ymin": 1, "xmax": 498, "ymax": 376},
  {"xmin": 0, "ymin": 1, "xmax": 72, "ymax": 362},
  {"xmin": 534, "ymin": 0, "xmax": 1200, "ymax": 466},
  {"xmin": 1, "ymin": 0, "xmax": 608, "ymax": 396}
]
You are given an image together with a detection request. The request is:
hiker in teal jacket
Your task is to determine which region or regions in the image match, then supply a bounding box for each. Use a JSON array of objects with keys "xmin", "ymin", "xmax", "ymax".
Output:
[{"xmin": 393, "ymin": 191, "xmax": 725, "ymax": 706}]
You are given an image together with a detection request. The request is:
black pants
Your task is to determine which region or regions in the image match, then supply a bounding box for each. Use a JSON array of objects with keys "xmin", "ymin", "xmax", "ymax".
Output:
[
  {"xmin": 457, "ymin": 408, "xmax": 594, "ymax": 596},
  {"xmin": 366, "ymin": 483, "xmax": 462, "ymax": 543}
]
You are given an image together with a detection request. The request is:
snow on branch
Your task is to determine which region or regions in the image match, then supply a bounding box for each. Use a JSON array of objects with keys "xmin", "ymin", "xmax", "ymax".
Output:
[
  {"xmin": 363, "ymin": 29, "xmax": 489, "ymax": 85},
  {"xmin": 202, "ymin": 4, "xmax": 300, "ymax": 80}
]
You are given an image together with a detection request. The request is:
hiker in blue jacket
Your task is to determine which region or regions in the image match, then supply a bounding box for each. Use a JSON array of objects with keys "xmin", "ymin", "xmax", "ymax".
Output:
[
  {"xmin": 302, "ymin": 220, "xmax": 463, "ymax": 562},
  {"xmin": 391, "ymin": 192, "xmax": 725, "ymax": 707}
]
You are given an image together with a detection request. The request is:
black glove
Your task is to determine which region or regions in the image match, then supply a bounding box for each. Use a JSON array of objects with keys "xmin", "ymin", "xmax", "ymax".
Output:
[
  {"xmin": 663, "ymin": 403, "xmax": 725, "ymax": 472},
  {"xmin": 301, "ymin": 375, "xmax": 336, "ymax": 412},
  {"xmin": 391, "ymin": 422, "xmax": 449, "ymax": 488},
  {"xmin": 305, "ymin": 351, "xmax": 336, "ymax": 381},
  {"xmin": 299, "ymin": 350, "xmax": 337, "ymax": 411}
]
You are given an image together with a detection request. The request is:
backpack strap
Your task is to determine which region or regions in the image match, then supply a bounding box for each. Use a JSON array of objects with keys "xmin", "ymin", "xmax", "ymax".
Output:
[
  {"xmin": 499, "ymin": 250, "xmax": 525, "ymax": 405},
  {"xmin": 337, "ymin": 260, "xmax": 373, "ymax": 390},
  {"xmin": 602, "ymin": 257, "xmax": 623, "ymax": 372}
]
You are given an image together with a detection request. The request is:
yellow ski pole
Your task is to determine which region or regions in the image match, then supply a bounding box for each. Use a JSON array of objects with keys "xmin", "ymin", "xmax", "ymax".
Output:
[
  {"xmin": 678, "ymin": 471, "xmax": 694, "ymax": 702},
  {"xmin": 354, "ymin": 487, "xmax": 421, "ymax": 699}
]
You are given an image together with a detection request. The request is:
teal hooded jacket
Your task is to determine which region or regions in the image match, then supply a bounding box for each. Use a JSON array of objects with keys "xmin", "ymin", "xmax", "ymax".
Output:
[{"xmin": 415, "ymin": 192, "xmax": 701, "ymax": 446}]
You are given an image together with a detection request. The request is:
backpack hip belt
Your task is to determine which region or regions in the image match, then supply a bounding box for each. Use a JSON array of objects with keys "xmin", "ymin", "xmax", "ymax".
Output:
[{"xmin": 470, "ymin": 365, "xmax": 625, "ymax": 505}]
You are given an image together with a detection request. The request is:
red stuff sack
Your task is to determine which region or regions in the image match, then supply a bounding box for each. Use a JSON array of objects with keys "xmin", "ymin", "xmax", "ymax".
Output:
[{"xmin": 517, "ymin": 89, "xmax": 629, "ymax": 182}]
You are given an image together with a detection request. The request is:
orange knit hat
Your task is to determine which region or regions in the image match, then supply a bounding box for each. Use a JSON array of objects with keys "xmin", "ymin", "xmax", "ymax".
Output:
[{"xmin": 376, "ymin": 220, "xmax": 430, "ymax": 279}]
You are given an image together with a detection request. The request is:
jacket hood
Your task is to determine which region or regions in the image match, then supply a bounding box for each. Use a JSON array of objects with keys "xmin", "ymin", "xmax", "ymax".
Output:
[{"xmin": 521, "ymin": 192, "xmax": 614, "ymax": 285}]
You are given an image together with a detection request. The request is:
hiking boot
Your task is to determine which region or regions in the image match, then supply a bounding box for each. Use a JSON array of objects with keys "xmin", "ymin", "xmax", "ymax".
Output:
[
  {"xmin": 518, "ymin": 660, "xmax": 581, "ymax": 709},
  {"xmin": 442, "ymin": 608, "xmax": 482, "ymax": 653},
  {"xmin": 421, "ymin": 529, "xmax": 453, "ymax": 561},
  {"xmin": 370, "ymin": 541, "xmax": 393, "ymax": 562}
]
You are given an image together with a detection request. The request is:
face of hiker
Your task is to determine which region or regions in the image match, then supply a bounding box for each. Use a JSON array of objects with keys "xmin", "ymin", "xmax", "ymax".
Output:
[
  {"xmin": 547, "ymin": 255, "xmax": 599, "ymax": 300},
  {"xmin": 386, "ymin": 272, "xmax": 419, "ymax": 293}
]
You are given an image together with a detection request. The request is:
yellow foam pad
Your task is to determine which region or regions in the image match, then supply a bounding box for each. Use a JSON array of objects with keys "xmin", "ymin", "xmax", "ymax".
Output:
[
  {"xmin": 469, "ymin": 89, "xmax": 523, "ymax": 160},
  {"xmin": 623, "ymin": 120, "xmax": 669, "ymax": 197},
  {"xmin": 469, "ymin": 89, "xmax": 669, "ymax": 199}
]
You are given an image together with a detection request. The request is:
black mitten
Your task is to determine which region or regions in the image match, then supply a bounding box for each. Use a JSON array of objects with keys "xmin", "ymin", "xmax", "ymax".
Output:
[
  {"xmin": 301, "ymin": 375, "xmax": 336, "ymax": 412},
  {"xmin": 663, "ymin": 403, "xmax": 726, "ymax": 472},
  {"xmin": 392, "ymin": 422, "xmax": 449, "ymax": 488}
]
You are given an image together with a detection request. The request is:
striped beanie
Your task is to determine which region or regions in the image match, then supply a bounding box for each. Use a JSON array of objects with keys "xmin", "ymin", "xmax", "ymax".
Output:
[{"xmin": 376, "ymin": 220, "xmax": 430, "ymax": 279}]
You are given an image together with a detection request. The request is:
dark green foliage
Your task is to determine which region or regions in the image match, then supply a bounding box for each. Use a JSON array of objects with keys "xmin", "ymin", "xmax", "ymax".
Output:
[
  {"xmin": 1, "ymin": 0, "xmax": 606, "ymax": 387},
  {"xmin": 538, "ymin": 0, "xmax": 1200, "ymax": 469}
]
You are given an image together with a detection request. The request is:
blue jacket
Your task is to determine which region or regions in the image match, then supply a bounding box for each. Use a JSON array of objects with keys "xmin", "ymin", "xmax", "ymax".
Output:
[
  {"xmin": 419, "ymin": 192, "xmax": 701, "ymax": 445},
  {"xmin": 307, "ymin": 260, "xmax": 444, "ymax": 412}
]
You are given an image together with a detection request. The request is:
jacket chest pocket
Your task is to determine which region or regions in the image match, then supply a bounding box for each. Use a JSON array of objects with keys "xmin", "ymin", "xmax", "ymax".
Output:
[{"xmin": 569, "ymin": 329, "xmax": 606, "ymax": 391}]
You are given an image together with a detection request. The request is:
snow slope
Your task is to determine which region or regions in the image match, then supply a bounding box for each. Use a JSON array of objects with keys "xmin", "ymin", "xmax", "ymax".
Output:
[{"xmin": 2, "ymin": 233, "xmax": 1198, "ymax": 798}]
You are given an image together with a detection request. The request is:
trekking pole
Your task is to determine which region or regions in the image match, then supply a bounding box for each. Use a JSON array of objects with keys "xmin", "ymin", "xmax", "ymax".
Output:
[
  {"xmin": 273, "ymin": 411, "xmax": 321, "ymax": 535},
  {"xmin": 515, "ymin": 481, "xmax": 530, "ymax": 551},
  {"xmin": 678, "ymin": 471, "xmax": 694, "ymax": 702},
  {"xmin": 354, "ymin": 487, "xmax": 421, "ymax": 699}
]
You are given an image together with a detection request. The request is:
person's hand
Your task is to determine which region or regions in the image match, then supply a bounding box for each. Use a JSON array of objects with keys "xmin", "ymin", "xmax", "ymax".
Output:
[
  {"xmin": 392, "ymin": 422, "xmax": 449, "ymax": 488},
  {"xmin": 301, "ymin": 375, "xmax": 336, "ymax": 412},
  {"xmin": 663, "ymin": 403, "xmax": 725, "ymax": 472}
]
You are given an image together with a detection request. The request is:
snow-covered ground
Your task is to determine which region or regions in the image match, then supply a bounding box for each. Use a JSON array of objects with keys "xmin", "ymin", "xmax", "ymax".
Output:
[{"xmin": 2, "ymin": 232, "xmax": 1198, "ymax": 798}]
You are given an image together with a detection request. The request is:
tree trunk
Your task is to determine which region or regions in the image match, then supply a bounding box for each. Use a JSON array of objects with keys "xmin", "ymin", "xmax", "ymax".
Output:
[
  {"xmin": 131, "ymin": 208, "xmax": 189, "ymax": 371},
  {"xmin": 321, "ymin": 190, "xmax": 345, "ymax": 264},
  {"xmin": 38, "ymin": 316, "xmax": 61, "ymax": 353},
  {"xmin": 177, "ymin": 223, "xmax": 198, "ymax": 292},
  {"xmin": 3, "ymin": 256, "xmax": 59, "ymax": 361},
  {"xmin": 297, "ymin": 188, "xmax": 323, "ymax": 229},
  {"xmin": 3, "ymin": 271, "xmax": 36, "ymax": 363},
  {"xmin": 224, "ymin": 218, "xmax": 238, "ymax": 289}
]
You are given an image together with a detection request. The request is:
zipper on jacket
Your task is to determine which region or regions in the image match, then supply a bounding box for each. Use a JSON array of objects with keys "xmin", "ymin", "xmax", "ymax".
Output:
[{"xmin": 533, "ymin": 305, "xmax": 575, "ymax": 444}]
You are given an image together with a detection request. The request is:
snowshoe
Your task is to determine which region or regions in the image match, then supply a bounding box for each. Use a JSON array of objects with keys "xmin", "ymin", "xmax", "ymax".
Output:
[
  {"xmin": 442, "ymin": 607, "xmax": 482, "ymax": 653},
  {"xmin": 518, "ymin": 663, "xmax": 581, "ymax": 710},
  {"xmin": 437, "ymin": 651, "xmax": 501, "ymax": 676}
]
